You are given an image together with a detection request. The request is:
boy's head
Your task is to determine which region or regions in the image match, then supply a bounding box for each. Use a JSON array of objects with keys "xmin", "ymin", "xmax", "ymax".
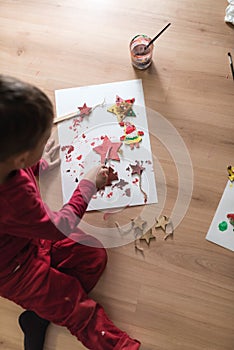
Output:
[{"xmin": 0, "ymin": 75, "xmax": 54, "ymax": 164}]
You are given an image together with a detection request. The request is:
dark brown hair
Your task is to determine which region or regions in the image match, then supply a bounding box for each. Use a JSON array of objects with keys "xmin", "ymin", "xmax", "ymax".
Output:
[{"xmin": 0, "ymin": 75, "xmax": 54, "ymax": 161}]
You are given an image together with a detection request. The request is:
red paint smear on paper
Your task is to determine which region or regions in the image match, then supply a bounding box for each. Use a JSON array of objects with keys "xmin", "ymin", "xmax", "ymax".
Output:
[
  {"xmin": 61, "ymin": 145, "xmax": 74, "ymax": 153},
  {"xmin": 145, "ymin": 160, "xmax": 152, "ymax": 164},
  {"xmin": 125, "ymin": 188, "xmax": 131, "ymax": 197},
  {"xmin": 100, "ymin": 135, "xmax": 105, "ymax": 140},
  {"xmin": 82, "ymin": 133, "xmax": 86, "ymax": 138},
  {"xmin": 77, "ymin": 155, "xmax": 82, "ymax": 160},
  {"xmin": 65, "ymin": 156, "xmax": 72, "ymax": 163},
  {"xmin": 107, "ymin": 192, "xmax": 113, "ymax": 198},
  {"xmin": 73, "ymin": 119, "xmax": 80, "ymax": 128},
  {"xmin": 67, "ymin": 145, "xmax": 74, "ymax": 154},
  {"xmin": 132, "ymin": 178, "xmax": 139, "ymax": 184},
  {"xmin": 79, "ymin": 163, "xmax": 84, "ymax": 168},
  {"xmin": 91, "ymin": 142, "xmax": 95, "ymax": 146}
]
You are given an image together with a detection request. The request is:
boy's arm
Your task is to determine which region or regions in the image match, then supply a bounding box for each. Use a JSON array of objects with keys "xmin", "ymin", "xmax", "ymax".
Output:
[
  {"xmin": 2, "ymin": 165, "xmax": 108, "ymax": 242},
  {"xmin": 43, "ymin": 179, "xmax": 96, "ymax": 237},
  {"xmin": 3, "ymin": 179, "xmax": 96, "ymax": 241},
  {"xmin": 30, "ymin": 159, "xmax": 49, "ymax": 176}
]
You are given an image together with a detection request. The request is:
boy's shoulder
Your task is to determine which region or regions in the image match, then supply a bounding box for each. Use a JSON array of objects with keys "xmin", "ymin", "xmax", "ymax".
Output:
[{"xmin": 0, "ymin": 168, "xmax": 41, "ymax": 221}]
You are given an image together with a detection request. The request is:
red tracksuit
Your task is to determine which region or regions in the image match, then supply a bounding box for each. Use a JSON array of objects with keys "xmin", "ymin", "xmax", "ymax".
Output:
[{"xmin": 0, "ymin": 160, "xmax": 141, "ymax": 349}]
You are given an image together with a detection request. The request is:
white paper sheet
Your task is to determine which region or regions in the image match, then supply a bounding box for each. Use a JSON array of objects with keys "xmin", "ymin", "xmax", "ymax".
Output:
[
  {"xmin": 206, "ymin": 181, "xmax": 234, "ymax": 251},
  {"xmin": 55, "ymin": 79, "xmax": 157, "ymax": 211}
]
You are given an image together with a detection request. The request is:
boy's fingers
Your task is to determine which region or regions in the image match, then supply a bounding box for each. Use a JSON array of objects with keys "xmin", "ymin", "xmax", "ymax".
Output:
[
  {"xmin": 45, "ymin": 139, "xmax": 55, "ymax": 152},
  {"xmin": 101, "ymin": 169, "xmax": 109, "ymax": 177},
  {"xmin": 101, "ymin": 165, "xmax": 109, "ymax": 172},
  {"xmin": 48, "ymin": 144, "xmax": 60, "ymax": 157}
]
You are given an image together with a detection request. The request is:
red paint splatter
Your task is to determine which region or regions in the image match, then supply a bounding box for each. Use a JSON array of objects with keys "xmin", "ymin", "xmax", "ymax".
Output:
[
  {"xmin": 73, "ymin": 119, "xmax": 80, "ymax": 128},
  {"xmin": 80, "ymin": 172, "xmax": 84, "ymax": 176},
  {"xmin": 67, "ymin": 145, "xmax": 74, "ymax": 154},
  {"xmin": 145, "ymin": 160, "xmax": 152, "ymax": 165},
  {"xmin": 100, "ymin": 135, "xmax": 105, "ymax": 140},
  {"xmin": 61, "ymin": 145, "xmax": 74, "ymax": 153},
  {"xmin": 125, "ymin": 188, "xmax": 131, "ymax": 197},
  {"xmin": 132, "ymin": 178, "xmax": 139, "ymax": 184},
  {"xmin": 77, "ymin": 155, "xmax": 82, "ymax": 160},
  {"xmin": 107, "ymin": 192, "xmax": 113, "ymax": 198},
  {"xmin": 82, "ymin": 133, "xmax": 86, "ymax": 138},
  {"xmin": 79, "ymin": 163, "xmax": 84, "ymax": 168},
  {"xmin": 65, "ymin": 155, "xmax": 72, "ymax": 162},
  {"xmin": 91, "ymin": 142, "xmax": 95, "ymax": 146},
  {"xmin": 62, "ymin": 145, "xmax": 74, "ymax": 162}
]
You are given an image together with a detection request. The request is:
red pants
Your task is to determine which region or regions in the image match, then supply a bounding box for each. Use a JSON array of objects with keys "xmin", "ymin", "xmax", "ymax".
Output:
[{"xmin": 1, "ymin": 230, "xmax": 140, "ymax": 349}]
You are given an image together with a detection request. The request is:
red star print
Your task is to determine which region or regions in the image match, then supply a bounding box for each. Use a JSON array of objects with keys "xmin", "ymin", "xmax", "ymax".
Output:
[
  {"xmin": 93, "ymin": 136, "xmax": 122, "ymax": 163},
  {"xmin": 130, "ymin": 161, "xmax": 145, "ymax": 176},
  {"xmin": 78, "ymin": 103, "xmax": 92, "ymax": 116}
]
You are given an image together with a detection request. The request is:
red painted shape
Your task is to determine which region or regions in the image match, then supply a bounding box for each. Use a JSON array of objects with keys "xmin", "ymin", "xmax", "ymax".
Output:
[{"xmin": 67, "ymin": 145, "xmax": 74, "ymax": 154}]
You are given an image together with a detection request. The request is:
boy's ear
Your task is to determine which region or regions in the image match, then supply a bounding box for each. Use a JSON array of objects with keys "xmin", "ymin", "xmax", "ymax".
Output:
[{"xmin": 13, "ymin": 151, "xmax": 30, "ymax": 169}]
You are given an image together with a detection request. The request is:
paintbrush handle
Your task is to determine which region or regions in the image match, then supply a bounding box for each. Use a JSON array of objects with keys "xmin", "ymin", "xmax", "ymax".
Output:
[
  {"xmin": 53, "ymin": 111, "xmax": 79, "ymax": 124},
  {"xmin": 228, "ymin": 52, "xmax": 234, "ymax": 80},
  {"xmin": 145, "ymin": 23, "xmax": 171, "ymax": 50}
]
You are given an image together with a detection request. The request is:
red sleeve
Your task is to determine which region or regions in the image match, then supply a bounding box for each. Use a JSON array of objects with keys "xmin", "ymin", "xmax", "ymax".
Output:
[
  {"xmin": 1, "ymin": 174, "xmax": 96, "ymax": 241},
  {"xmin": 43, "ymin": 179, "xmax": 96, "ymax": 238}
]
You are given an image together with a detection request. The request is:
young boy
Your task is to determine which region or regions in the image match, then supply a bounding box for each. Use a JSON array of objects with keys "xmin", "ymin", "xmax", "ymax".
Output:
[{"xmin": 0, "ymin": 75, "xmax": 141, "ymax": 350}]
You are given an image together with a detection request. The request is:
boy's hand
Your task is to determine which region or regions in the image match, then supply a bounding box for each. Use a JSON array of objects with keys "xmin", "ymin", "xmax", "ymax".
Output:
[
  {"xmin": 83, "ymin": 165, "xmax": 109, "ymax": 190},
  {"xmin": 43, "ymin": 139, "xmax": 61, "ymax": 170}
]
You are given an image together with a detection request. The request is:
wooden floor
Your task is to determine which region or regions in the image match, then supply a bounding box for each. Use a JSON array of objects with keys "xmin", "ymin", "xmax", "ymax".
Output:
[{"xmin": 1, "ymin": 0, "xmax": 234, "ymax": 349}]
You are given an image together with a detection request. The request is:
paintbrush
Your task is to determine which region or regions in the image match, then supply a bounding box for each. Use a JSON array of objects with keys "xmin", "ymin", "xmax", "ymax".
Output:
[
  {"xmin": 53, "ymin": 111, "xmax": 80, "ymax": 124},
  {"xmin": 53, "ymin": 99, "xmax": 106, "ymax": 124},
  {"xmin": 144, "ymin": 23, "xmax": 171, "ymax": 51},
  {"xmin": 228, "ymin": 52, "xmax": 234, "ymax": 80},
  {"xmin": 104, "ymin": 147, "xmax": 112, "ymax": 166}
]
